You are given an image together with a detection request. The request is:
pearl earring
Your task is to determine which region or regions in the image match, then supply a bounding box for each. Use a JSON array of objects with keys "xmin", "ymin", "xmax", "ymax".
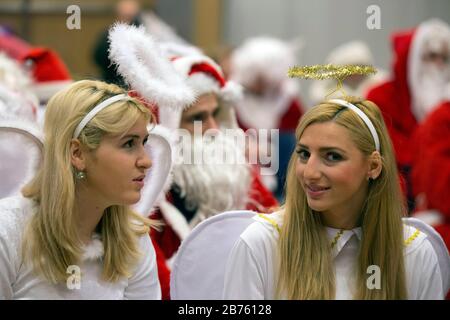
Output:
[{"xmin": 76, "ymin": 171, "xmax": 86, "ymax": 180}]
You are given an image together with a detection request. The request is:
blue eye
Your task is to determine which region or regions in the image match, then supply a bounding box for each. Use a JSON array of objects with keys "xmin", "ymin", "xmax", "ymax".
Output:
[
  {"xmin": 296, "ymin": 149, "xmax": 309, "ymax": 161},
  {"xmin": 326, "ymin": 152, "xmax": 343, "ymax": 162}
]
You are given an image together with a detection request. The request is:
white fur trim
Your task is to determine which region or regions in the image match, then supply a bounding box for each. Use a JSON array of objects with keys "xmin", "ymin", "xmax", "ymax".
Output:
[
  {"xmin": 326, "ymin": 41, "xmax": 374, "ymax": 65},
  {"xmin": 159, "ymin": 199, "xmax": 191, "ymax": 240},
  {"xmin": 0, "ymin": 84, "xmax": 37, "ymax": 122},
  {"xmin": 172, "ymin": 55, "xmax": 243, "ymax": 103},
  {"xmin": 221, "ymin": 81, "xmax": 243, "ymax": 103},
  {"xmin": 230, "ymin": 37, "xmax": 298, "ymax": 90},
  {"xmin": 408, "ymin": 18, "xmax": 450, "ymax": 121},
  {"xmin": 108, "ymin": 23, "xmax": 196, "ymax": 110},
  {"xmin": 133, "ymin": 124, "xmax": 175, "ymax": 216},
  {"xmin": 187, "ymin": 72, "xmax": 221, "ymax": 97},
  {"xmin": 81, "ymin": 234, "xmax": 104, "ymax": 261},
  {"xmin": 32, "ymin": 80, "xmax": 72, "ymax": 102}
]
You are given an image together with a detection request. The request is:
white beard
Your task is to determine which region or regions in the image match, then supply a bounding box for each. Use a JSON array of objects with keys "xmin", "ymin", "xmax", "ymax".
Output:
[
  {"xmin": 172, "ymin": 131, "xmax": 252, "ymax": 227},
  {"xmin": 411, "ymin": 64, "xmax": 450, "ymax": 122}
]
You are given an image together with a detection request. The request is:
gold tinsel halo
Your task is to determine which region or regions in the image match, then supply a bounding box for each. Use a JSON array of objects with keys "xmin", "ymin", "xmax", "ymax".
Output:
[{"xmin": 288, "ymin": 64, "xmax": 377, "ymax": 80}]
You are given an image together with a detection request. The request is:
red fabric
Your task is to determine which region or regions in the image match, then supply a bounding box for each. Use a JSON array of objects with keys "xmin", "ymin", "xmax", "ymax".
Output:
[
  {"xmin": 19, "ymin": 47, "xmax": 71, "ymax": 82},
  {"xmin": 411, "ymin": 101, "xmax": 450, "ymax": 220},
  {"xmin": 278, "ymin": 98, "xmax": 304, "ymax": 132},
  {"xmin": 189, "ymin": 63, "xmax": 226, "ymax": 87},
  {"xmin": 149, "ymin": 192, "xmax": 182, "ymax": 260},
  {"xmin": 246, "ymin": 165, "xmax": 279, "ymax": 212},
  {"xmin": 366, "ymin": 28, "xmax": 418, "ymax": 168},
  {"xmin": 149, "ymin": 236, "xmax": 171, "ymax": 300},
  {"xmin": 411, "ymin": 102, "xmax": 450, "ymax": 299},
  {"xmin": 0, "ymin": 30, "xmax": 32, "ymax": 60}
]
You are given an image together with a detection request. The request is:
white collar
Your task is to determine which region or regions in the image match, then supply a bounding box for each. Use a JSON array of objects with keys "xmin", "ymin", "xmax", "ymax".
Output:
[{"xmin": 326, "ymin": 227, "xmax": 362, "ymax": 257}]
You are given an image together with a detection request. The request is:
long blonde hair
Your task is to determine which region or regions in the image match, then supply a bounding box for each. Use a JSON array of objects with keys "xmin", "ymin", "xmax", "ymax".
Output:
[
  {"xmin": 277, "ymin": 96, "xmax": 407, "ymax": 299},
  {"xmin": 22, "ymin": 80, "xmax": 156, "ymax": 284}
]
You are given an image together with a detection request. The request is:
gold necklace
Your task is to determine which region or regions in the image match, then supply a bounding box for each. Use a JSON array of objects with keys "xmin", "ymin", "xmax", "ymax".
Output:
[{"xmin": 330, "ymin": 229, "xmax": 345, "ymax": 249}]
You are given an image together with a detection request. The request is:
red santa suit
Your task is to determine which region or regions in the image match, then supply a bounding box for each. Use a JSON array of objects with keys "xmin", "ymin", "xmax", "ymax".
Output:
[
  {"xmin": 149, "ymin": 54, "xmax": 279, "ymax": 299},
  {"xmin": 229, "ymin": 37, "xmax": 305, "ymax": 195},
  {"xmin": 366, "ymin": 19, "xmax": 450, "ymax": 209},
  {"xmin": 411, "ymin": 101, "xmax": 450, "ymax": 249}
]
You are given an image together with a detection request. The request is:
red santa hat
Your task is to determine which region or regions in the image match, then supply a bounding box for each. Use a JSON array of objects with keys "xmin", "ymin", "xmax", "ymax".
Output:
[
  {"xmin": 158, "ymin": 54, "xmax": 243, "ymax": 129},
  {"xmin": 20, "ymin": 47, "xmax": 72, "ymax": 102}
]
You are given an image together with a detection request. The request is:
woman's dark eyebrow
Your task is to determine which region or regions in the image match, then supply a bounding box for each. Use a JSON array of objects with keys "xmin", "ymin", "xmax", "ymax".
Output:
[{"xmin": 320, "ymin": 147, "xmax": 347, "ymax": 154}]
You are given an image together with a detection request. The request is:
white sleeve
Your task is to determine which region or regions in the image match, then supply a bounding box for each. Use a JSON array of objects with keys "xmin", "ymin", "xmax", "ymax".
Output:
[
  {"xmin": 124, "ymin": 235, "xmax": 161, "ymax": 300},
  {"xmin": 407, "ymin": 238, "xmax": 444, "ymax": 300},
  {"xmin": 0, "ymin": 200, "xmax": 24, "ymax": 300},
  {"xmin": 0, "ymin": 230, "xmax": 15, "ymax": 300},
  {"xmin": 222, "ymin": 237, "xmax": 265, "ymax": 300}
]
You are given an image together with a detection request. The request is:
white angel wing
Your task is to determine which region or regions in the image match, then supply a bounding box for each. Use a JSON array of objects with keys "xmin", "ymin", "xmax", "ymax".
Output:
[
  {"xmin": 0, "ymin": 118, "xmax": 43, "ymax": 198},
  {"xmin": 403, "ymin": 217, "xmax": 450, "ymax": 294},
  {"xmin": 132, "ymin": 124, "xmax": 174, "ymax": 217},
  {"xmin": 170, "ymin": 210, "xmax": 256, "ymax": 299}
]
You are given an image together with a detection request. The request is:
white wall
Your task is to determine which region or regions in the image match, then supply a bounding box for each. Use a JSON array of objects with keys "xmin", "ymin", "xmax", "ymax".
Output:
[{"xmin": 222, "ymin": 0, "xmax": 450, "ymax": 105}]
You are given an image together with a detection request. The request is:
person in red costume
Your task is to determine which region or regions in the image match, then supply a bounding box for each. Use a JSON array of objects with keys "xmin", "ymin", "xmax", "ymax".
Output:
[
  {"xmin": 411, "ymin": 98, "xmax": 450, "ymax": 247},
  {"xmin": 151, "ymin": 54, "xmax": 279, "ymax": 299},
  {"xmin": 366, "ymin": 19, "xmax": 450, "ymax": 210},
  {"xmin": 228, "ymin": 37, "xmax": 304, "ymax": 198},
  {"xmin": 411, "ymin": 96, "xmax": 450, "ymax": 299}
]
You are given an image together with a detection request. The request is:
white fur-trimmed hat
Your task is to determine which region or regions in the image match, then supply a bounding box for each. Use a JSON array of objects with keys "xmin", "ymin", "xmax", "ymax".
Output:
[{"xmin": 158, "ymin": 54, "xmax": 243, "ymax": 129}]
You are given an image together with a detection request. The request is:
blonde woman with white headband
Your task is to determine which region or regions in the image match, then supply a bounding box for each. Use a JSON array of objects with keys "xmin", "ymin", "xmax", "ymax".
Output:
[
  {"xmin": 0, "ymin": 80, "xmax": 162, "ymax": 299},
  {"xmin": 223, "ymin": 96, "xmax": 447, "ymax": 299},
  {"xmin": 0, "ymin": 21, "xmax": 197, "ymax": 300}
]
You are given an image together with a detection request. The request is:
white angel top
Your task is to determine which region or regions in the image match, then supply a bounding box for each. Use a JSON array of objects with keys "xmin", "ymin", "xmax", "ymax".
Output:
[
  {"xmin": 223, "ymin": 211, "xmax": 447, "ymax": 300},
  {"xmin": 0, "ymin": 196, "xmax": 161, "ymax": 300}
]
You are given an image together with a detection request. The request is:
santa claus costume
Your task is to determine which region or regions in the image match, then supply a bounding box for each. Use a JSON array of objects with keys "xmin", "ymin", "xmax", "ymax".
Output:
[
  {"xmin": 411, "ymin": 100, "xmax": 450, "ymax": 247},
  {"xmin": 229, "ymin": 37, "xmax": 305, "ymax": 197},
  {"xmin": 411, "ymin": 98, "xmax": 450, "ymax": 298},
  {"xmin": 366, "ymin": 19, "xmax": 450, "ymax": 210},
  {"xmin": 159, "ymin": 54, "xmax": 280, "ymax": 298},
  {"xmin": 0, "ymin": 27, "xmax": 72, "ymax": 123}
]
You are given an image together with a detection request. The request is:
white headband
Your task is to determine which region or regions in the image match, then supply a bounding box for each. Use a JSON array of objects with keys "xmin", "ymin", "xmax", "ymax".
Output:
[
  {"xmin": 328, "ymin": 99, "xmax": 380, "ymax": 152},
  {"xmin": 72, "ymin": 94, "xmax": 130, "ymax": 139}
]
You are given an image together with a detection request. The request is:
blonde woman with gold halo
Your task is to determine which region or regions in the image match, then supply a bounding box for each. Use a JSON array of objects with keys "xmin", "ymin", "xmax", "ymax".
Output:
[
  {"xmin": 0, "ymin": 80, "xmax": 162, "ymax": 299},
  {"xmin": 223, "ymin": 96, "xmax": 446, "ymax": 299}
]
